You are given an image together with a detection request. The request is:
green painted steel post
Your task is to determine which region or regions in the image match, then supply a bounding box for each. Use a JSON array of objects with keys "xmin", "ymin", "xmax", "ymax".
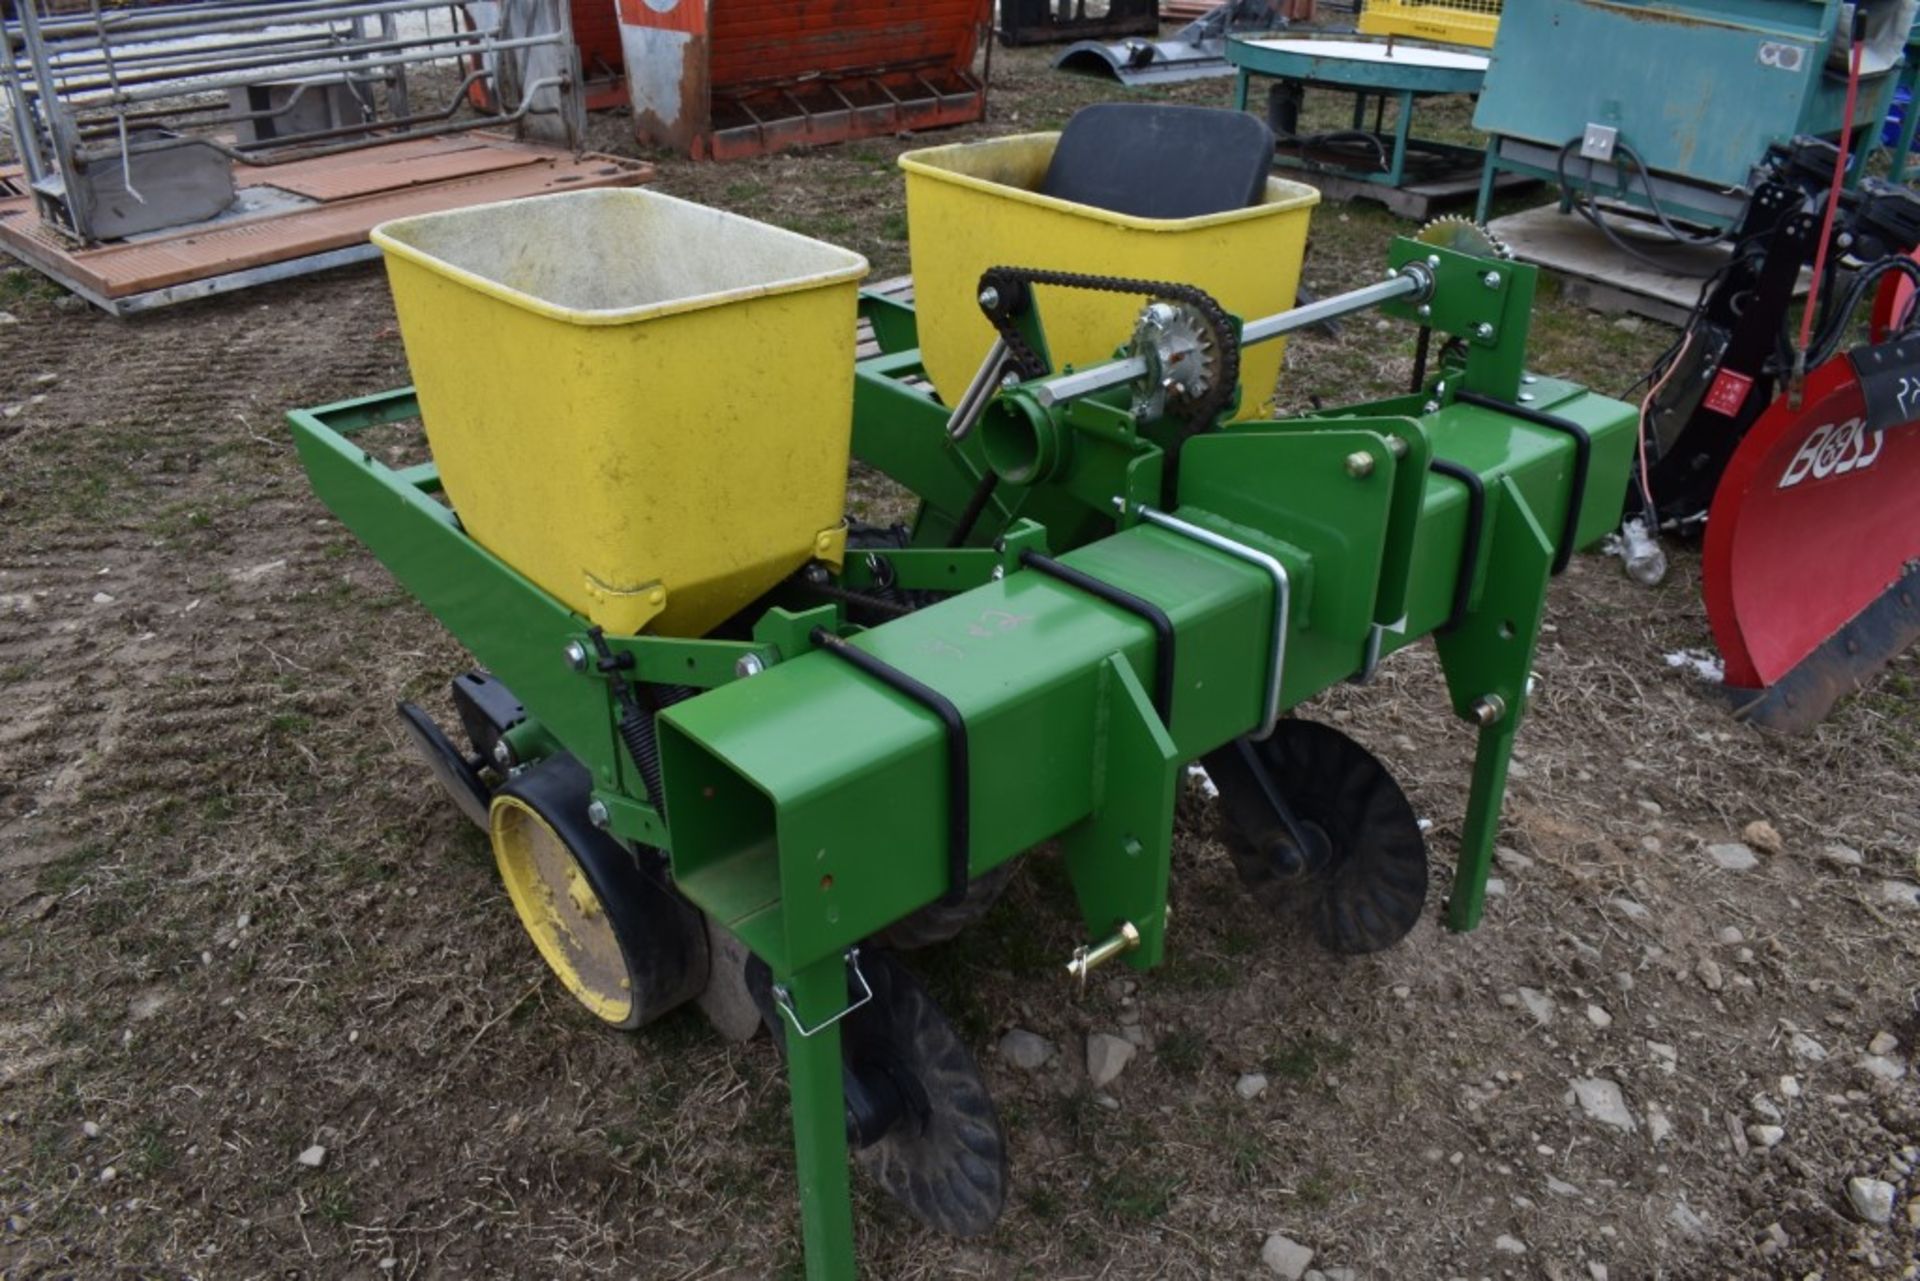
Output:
[
  {"xmin": 1435, "ymin": 476, "xmax": 1555, "ymax": 932},
  {"xmin": 1474, "ymin": 142, "xmax": 1500, "ymax": 224},
  {"xmin": 781, "ymin": 957, "xmax": 858, "ymax": 1281},
  {"xmin": 1234, "ymin": 68, "xmax": 1251, "ymax": 112},
  {"xmin": 1386, "ymin": 89, "xmax": 1415, "ymax": 188},
  {"xmin": 1448, "ymin": 716, "xmax": 1521, "ymax": 932},
  {"xmin": 1892, "ymin": 55, "xmax": 1920, "ymax": 184},
  {"xmin": 1058, "ymin": 654, "xmax": 1182, "ymax": 970}
]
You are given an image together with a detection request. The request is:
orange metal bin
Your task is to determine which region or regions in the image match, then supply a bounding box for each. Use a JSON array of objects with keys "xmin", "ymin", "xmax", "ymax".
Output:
[{"xmin": 615, "ymin": 0, "xmax": 992, "ymax": 159}]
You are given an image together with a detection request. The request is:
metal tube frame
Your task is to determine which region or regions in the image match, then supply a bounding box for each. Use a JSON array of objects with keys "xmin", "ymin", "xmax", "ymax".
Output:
[
  {"xmin": 3, "ymin": 0, "xmax": 582, "ymax": 243},
  {"xmin": 1132, "ymin": 504, "xmax": 1291, "ymax": 741}
]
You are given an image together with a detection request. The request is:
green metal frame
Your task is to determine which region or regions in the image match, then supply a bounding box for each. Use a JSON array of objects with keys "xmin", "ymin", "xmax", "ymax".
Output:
[
  {"xmin": 288, "ymin": 237, "xmax": 1636, "ymax": 1281},
  {"xmin": 1226, "ymin": 34, "xmax": 1491, "ymax": 191}
]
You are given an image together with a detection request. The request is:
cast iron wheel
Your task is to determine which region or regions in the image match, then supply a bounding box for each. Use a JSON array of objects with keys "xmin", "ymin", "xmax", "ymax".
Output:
[
  {"xmin": 747, "ymin": 950, "xmax": 1009, "ymax": 1238},
  {"xmin": 1218, "ymin": 719, "xmax": 1428, "ymax": 954},
  {"xmin": 876, "ymin": 860, "xmax": 1019, "ymax": 950},
  {"xmin": 396, "ymin": 701, "xmax": 492, "ymax": 830}
]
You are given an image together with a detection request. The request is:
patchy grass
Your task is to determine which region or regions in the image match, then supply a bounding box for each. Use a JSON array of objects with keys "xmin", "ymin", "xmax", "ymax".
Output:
[
  {"xmin": 1155, "ymin": 1026, "xmax": 1208, "ymax": 1079},
  {"xmin": 1266, "ymin": 1032, "xmax": 1354, "ymax": 1083},
  {"xmin": 3, "ymin": 28, "xmax": 1920, "ymax": 1281},
  {"xmin": 1092, "ymin": 1167, "xmax": 1182, "ymax": 1224}
]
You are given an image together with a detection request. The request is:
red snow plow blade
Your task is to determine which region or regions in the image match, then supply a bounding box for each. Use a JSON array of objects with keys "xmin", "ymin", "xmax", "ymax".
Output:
[{"xmin": 1702, "ymin": 352, "xmax": 1920, "ymax": 732}]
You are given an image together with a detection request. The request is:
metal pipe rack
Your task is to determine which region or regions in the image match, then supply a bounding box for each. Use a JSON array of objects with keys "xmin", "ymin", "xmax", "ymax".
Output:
[{"xmin": 2, "ymin": 0, "xmax": 585, "ymax": 244}]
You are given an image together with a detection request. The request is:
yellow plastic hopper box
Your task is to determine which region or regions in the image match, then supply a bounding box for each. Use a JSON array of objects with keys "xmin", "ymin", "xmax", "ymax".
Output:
[
  {"xmin": 899, "ymin": 134, "xmax": 1319, "ymax": 421},
  {"xmin": 372, "ymin": 188, "xmax": 869, "ymax": 638}
]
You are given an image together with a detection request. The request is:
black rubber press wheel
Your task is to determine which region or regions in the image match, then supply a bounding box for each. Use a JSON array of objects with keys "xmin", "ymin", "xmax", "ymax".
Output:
[
  {"xmin": 490, "ymin": 754, "xmax": 709, "ymax": 1031},
  {"xmin": 1221, "ymin": 720, "xmax": 1428, "ymax": 954},
  {"xmin": 747, "ymin": 950, "xmax": 1008, "ymax": 1237}
]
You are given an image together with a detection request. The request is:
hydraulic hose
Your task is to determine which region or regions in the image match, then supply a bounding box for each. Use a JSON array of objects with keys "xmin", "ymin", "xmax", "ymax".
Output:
[{"xmin": 1553, "ymin": 137, "xmax": 1727, "ymax": 277}]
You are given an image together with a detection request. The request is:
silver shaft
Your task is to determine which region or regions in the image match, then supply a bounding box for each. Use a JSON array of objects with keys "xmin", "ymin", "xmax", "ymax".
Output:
[
  {"xmin": 1026, "ymin": 270, "xmax": 1426, "ymax": 408},
  {"xmin": 1240, "ymin": 272, "xmax": 1423, "ymax": 344},
  {"xmin": 1030, "ymin": 355, "xmax": 1149, "ymax": 407}
]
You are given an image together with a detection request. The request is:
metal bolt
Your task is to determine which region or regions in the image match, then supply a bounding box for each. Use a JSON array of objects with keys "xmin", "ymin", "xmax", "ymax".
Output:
[
  {"xmin": 1422, "ymin": 400, "xmax": 1441, "ymax": 414},
  {"xmin": 999, "ymin": 371, "xmax": 1021, "ymax": 390},
  {"xmin": 587, "ymin": 799, "xmax": 610, "ymax": 829},
  {"xmin": 978, "ymin": 286, "xmax": 1000, "ymax": 310},
  {"xmin": 735, "ymin": 652, "xmax": 766, "ymax": 679},
  {"xmin": 864, "ymin": 552, "xmax": 883, "ymax": 573},
  {"xmin": 1482, "ymin": 271, "xmax": 1502, "ymax": 289},
  {"xmin": 1522, "ymin": 374, "xmax": 1538, "ymax": 385},
  {"xmin": 1417, "ymin": 304, "xmax": 1432, "ymax": 319},
  {"xmin": 1426, "ymin": 255, "xmax": 1442, "ymax": 269},
  {"xmin": 1344, "ymin": 450, "xmax": 1375, "ymax": 478},
  {"xmin": 1385, "ymin": 267, "xmax": 1400, "ymax": 279},
  {"xmin": 491, "ymin": 740, "xmax": 514, "ymax": 768},
  {"xmin": 1473, "ymin": 322, "xmax": 1495, "ymax": 340},
  {"xmin": 990, "ymin": 564, "xmax": 1005, "ymax": 581},
  {"xmin": 1065, "ymin": 919, "xmax": 1141, "ymax": 986},
  {"xmin": 1518, "ymin": 392, "xmax": 1536, "ymax": 403},
  {"xmin": 1470, "ymin": 694, "xmax": 1506, "ymax": 727},
  {"xmin": 1526, "ymin": 673, "xmax": 1539, "ymax": 697},
  {"xmin": 1387, "ymin": 435, "xmax": 1410, "ymax": 459},
  {"xmin": 563, "ymin": 640, "xmax": 590, "ymax": 672}
]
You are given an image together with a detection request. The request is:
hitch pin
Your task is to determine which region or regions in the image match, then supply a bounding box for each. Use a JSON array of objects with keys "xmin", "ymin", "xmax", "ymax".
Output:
[{"xmin": 1066, "ymin": 920, "xmax": 1141, "ymax": 988}]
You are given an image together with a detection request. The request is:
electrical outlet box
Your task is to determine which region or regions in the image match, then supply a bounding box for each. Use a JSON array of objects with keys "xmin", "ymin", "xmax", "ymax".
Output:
[{"xmin": 1581, "ymin": 123, "xmax": 1618, "ymax": 163}]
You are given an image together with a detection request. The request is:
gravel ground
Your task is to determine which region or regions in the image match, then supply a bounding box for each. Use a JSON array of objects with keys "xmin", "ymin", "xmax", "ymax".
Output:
[{"xmin": 3, "ymin": 26, "xmax": 1920, "ymax": 1281}]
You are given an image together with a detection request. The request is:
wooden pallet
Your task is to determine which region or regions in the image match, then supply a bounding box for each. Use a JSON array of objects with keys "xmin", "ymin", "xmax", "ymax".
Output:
[
  {"xmin": 0, "ymin": 135, "xmax": 653, "ymax": 315},
  {"xmin": 1287, "ymin": 164, "xmax": 1534, "ymax": 222},
  {"xmin": 1488, "ymin": 203, "xmax": 1729, "ymax": 327}
]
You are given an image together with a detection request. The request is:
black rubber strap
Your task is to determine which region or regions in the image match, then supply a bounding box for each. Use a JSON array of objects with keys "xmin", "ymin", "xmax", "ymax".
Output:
[
  {"xmin": 1018, "ymin": 550, "xmax": 1176, "ymax": 724},
  {"xmin": 809, "ymin": 628, "xmax": 970, "ymax": 906},
  {"xmin": 1428, "ymin": 459, "xmax": 1485, "ymax": 635},
  {"xmin": 1455, "ymin": 390, "xmax": 1591, "ymax": 576}
]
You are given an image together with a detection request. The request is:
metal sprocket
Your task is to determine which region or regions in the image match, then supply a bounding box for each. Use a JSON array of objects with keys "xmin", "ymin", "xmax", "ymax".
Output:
[
  {"xmin": 1415, "ymin": 214, "xmax": 1512, "ymax": 262},
  {"xmin": 976, "ymin": 265, "xmax": 1241, "ymax": 432},
  {"xmin": 1129, "ymin": 298, "xmax": 1228, "ymax": 424}
]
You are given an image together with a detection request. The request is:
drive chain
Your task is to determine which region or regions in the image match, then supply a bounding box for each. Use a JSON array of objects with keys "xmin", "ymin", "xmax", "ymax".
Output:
[{"xmin": 975, "ymin": 266, "xmax": 1242, "ymax": 434}]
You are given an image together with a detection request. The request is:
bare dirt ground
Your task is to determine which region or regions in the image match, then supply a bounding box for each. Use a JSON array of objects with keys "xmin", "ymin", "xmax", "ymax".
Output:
[{"xmin": 5, "ymin": 33, "xmax": 1920, "ymax": 1281}]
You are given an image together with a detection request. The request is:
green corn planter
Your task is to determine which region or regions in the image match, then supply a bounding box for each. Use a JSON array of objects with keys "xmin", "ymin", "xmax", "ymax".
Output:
[{"xmin": 290, "ymin": 213, "xmax": 1635, "ymax": 1278}]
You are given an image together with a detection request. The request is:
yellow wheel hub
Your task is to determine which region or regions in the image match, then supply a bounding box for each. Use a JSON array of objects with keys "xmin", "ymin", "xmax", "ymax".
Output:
[{"xmin": 490, "ymin": 794, "xmax": 634, "ymax": 1026}]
